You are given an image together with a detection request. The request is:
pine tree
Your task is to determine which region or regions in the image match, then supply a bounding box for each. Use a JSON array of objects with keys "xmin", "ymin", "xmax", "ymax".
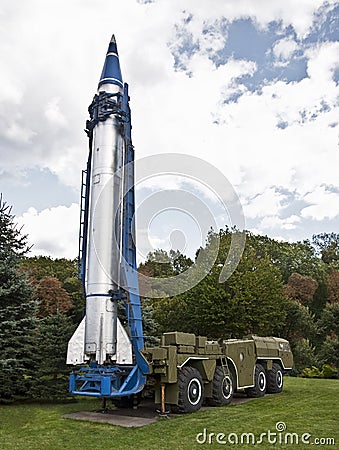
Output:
[
  {"xmin": 0, "ymin": 196, "xmax": 36, "ymax": 402},
  {"xmin": 29, "ymin": 313, "xmax": 74, "ymax": 400}
]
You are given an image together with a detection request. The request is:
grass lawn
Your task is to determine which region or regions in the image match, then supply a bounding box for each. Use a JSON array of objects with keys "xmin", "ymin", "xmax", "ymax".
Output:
[{"xmin": 0, "ymin": 377, "xmax": 337, "ymax": 450}]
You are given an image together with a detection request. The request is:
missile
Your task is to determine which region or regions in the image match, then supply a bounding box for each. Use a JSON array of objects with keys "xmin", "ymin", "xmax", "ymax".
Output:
[{"xmin": 67, "ymin": 35, "xmax": 133, "ymax": 366}]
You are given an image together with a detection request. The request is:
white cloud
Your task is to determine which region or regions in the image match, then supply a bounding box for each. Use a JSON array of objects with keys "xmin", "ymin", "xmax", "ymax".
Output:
[
  {"xmin": 0, "ymin": 0, "xmax": 338, "ymax": 257},
  {"xmin": 44, "ymin": 97, "xmax": 67, "ymax": 127},
  {"xmin": 162, "ymin": 0, "xmax": 336, "ymax": 39},
  {"xmin": 243, "ymin": 188, "xmax": 288, "ymax": 220},
  {"xmin": 17, "ymin": 204, "xmax": 79, "ymax": 258},
  {"xmin": 301, "ymin": 187, "xmax": 339, "ymax": 221},
  {"xmin": 4, "ymin": 122, "xmax": 36, "ymax": 144},
  {"xmin": 306, "ymin": 40, "xmax": 339, "ymax": 83},
  {"xmin": 272, "ymin": 37, "xmax": 299, "ymax": 65},
  {"xmin": 259, "ymin": 214, "xmax": 301, "ymax": 231}
]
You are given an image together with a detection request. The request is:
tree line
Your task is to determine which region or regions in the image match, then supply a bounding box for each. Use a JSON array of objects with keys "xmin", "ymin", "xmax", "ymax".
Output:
[
  {"xmin": 0, "ymin": 197, "xmax": 338, "ymax": 402},
  {"xmin": 140, "ymin": 230, "xmax": 338, "ymax": 375}
]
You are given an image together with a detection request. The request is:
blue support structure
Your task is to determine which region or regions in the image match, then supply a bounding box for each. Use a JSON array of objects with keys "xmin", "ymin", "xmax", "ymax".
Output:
[{"xmin": 121, "ymin": 83, "xmax": 150, "ymax": 375}]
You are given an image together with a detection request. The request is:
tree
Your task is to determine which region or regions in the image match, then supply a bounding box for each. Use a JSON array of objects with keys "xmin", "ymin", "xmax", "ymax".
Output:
[
  {"xmin": 248, "ymin": 234, "xmax": 326, "ymax": 283},
  {"xmin": 21, "ymin": 256, "xmax": 85, "ymax": 323},
  {"xmin": 317, "ymin": 303, "xmax": 339, "ymax": 338},
  {"xmin": 141, "ymin": 299, "xmax": 160, "ymax": 346},
  {"xmin": 138, "ymin": 249, "xmax": 193, "ymax": 279},
  {"xmin": 317, "ymin": 336, "xmax": 339, "ymax": 369},
  {"xmin": 29, "ymin": 313, "xmax": 75, "ymax": 400},
  {"xmin": 0, "ymin": 196, "xmax": 36, "ymax": 402},
  {"xmin": 33, "ymin": 276, "xmax": 73, "ymax": 317},
  {"xmin": 284, "ymin": 273, "xmax": 318, "ymax": 305},
  {"xmin": 312, "ymin": 232, "xmax": 339, "ymax": 265},
  {"xmin": 20, "ymin": 256, "xmax": 79, "ymax": 283},
  {"xmin": 152, "ymin": 231, "xmax": 286, "ymax": 339},
  {"xmin": 327, "ymin": 271, "xmax": 339, "ymax": 304},
  {"xmin": 292, "ymin": 339, "xmax": 317, "ymax": 371},
  {"xmin": 279, "ymin": 299, "xmax": 317, "ymax": 342}
]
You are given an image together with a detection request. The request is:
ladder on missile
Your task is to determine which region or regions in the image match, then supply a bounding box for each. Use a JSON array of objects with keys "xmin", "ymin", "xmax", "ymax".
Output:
[{"xmin": 78, "ymin": 169, "xmax": 89, "ymax": 287}]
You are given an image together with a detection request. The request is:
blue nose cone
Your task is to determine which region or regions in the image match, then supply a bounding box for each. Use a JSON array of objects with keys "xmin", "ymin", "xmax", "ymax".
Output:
[{"xmin": 98, "ymin": 35, "xmax": 123, "ymax": 89}]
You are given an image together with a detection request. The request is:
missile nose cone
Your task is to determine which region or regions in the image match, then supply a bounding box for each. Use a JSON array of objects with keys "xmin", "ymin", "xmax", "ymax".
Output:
[
  {"xmin": 98, "ymin": 34, "xmax": 123, "ymax": 89},
  {"xmin": 108, "ymin": 34, "xmax": 118, "ymax": 54}
]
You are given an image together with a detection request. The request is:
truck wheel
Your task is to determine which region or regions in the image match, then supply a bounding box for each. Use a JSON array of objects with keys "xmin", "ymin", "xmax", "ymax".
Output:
[
  {"xmin": 246, "ymin": 363, "xmax": 266, "ymax": 398},
  {"xmin": 267, "ymin": 363, "xmax": 283, "ymax": 393},
  {"xmin": 177, "ymin": 366, "xmax": 204, "ymax": 413},
  {"xmin": 209, "ymin": 367, "xmax": 234, "ymax": 406}
]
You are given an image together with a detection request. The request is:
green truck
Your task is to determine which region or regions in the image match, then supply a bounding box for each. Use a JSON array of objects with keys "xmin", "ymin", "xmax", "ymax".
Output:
[{"xmin": 143, "ymin": 331, "xmax": 293, "ymax": 413}]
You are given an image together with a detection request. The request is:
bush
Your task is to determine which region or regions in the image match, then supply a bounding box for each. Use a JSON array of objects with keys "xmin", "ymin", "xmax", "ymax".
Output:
[
  {"xmin": 321, "ymin": 364, "xmax": 338, "ymax": 379},
  {"xmin": 292, "ymin": 338, "xmax": 317, "ymax": 370},
  {"xmin": 300, "ymin": 366, "xmax": 322, "ymax": 378},
  {"xmin": 300, "ymin": 364, "xmax": 338, "ymax": 379}
]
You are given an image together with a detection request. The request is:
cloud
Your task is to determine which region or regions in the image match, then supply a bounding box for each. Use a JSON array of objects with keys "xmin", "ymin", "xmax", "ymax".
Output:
[
  {"xmin": 306, "ymin": 40, "xmax": 339, "ymax": 82},
  {"xmin": 1, "ymin": 0, "xmax": 338, "ymax": 257},
  {"xmin": 301, "ymin": 187, "xmax": 339, "ymax": 221},
  {"xmin": 272, "ymin": 37, "xmax": 299, "ymax": 66},
  {"xmin": 44, "ymin": 98, "xmax": 67, "ymax": 127},
  {"xmin": 243, "ymin": 188, "xmax": 288, "ymax": 220},
  {"xmin": 259, "ymin": 214, "xmax": 301, "ymax": 231},
  {"xmin": 17, "ymin": 204, "xmax": 79, "ymax": 258}
]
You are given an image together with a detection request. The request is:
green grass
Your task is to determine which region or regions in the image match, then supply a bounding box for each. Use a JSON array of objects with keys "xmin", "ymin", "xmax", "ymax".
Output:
[{"xmin": 1, "ymin": 377, "xmax": 338, "ymax": 449}]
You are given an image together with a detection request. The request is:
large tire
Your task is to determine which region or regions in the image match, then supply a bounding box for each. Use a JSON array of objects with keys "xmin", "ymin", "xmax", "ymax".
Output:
[
  {"xmin": 177, "ymin": 366, "xmax": 204, "ymax": 413},
  {"xmin": 209, "ymin": 367, "xmax": 234, "ymax": 406},
  {"xmin": 246, "ymin": 363, "xmax": 267, "ymax": 398},
  {"xmin": 267, "ymin": 363, "xmax": 283, "ymax": 393}
]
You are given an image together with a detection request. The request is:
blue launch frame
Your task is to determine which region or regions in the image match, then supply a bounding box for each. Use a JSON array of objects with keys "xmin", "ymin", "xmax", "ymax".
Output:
[{"xmin": 69, "ymin": 83, "xmax": 149, "ymax": 399}]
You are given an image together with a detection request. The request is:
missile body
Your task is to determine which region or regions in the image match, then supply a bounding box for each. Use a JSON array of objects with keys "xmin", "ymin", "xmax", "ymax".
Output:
[
  {"xmin": 67, "ymin": 35, "xmax": 149, "ymax": 398},
  {"xmin": 67, "ymin": 36, "xmax": 132, "ymax": 366},
  {"xmin": 85, "ymin": 36, "xmax": 123, "ymax": 365}
]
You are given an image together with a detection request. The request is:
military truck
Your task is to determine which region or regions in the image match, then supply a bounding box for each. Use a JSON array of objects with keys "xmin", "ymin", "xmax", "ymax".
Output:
[{"xmin": 143, "ymin": 331, "xmax": 293, "ymax": 413}]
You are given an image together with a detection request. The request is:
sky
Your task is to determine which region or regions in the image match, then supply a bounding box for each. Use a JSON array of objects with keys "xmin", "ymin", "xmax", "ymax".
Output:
[{"xmin": 0, "ymin": 0, "xmax": 338, "ymax": 261}]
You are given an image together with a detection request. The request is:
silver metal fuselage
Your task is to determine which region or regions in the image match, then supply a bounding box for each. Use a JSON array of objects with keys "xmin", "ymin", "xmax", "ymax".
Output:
[{"xmin": 84, "ymin": 82, "xmax": 125, "ymax": 365}]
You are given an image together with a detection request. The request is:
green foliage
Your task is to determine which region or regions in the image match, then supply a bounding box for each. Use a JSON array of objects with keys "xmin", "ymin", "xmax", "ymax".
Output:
[
  {"xmin": 312, "ymin": 232, "xmax": 339, "ymax": 265},
  {"xmin": 316, "ymin": 303, "xmax": 339, "ymax": 341},
  {"xmin": 142, "ymin": 299, "xmax": 160, "ymax": 346},
  {"xmin": 139, "ymin": 249, "xmax": 193, "ymax": 279},
  {"xmin": 0, "ymin": 196, "xmax": 31, "ymax": 257},
  {"xmin": 3, "ymin": 197, "xmax": 338, "ymax": 398},
  {"xmin": 321, "ymin": 364, "xmax": 338, "ymax": 378},
  {"xmin": 0, "ymin": 197, "xmax": 36, "ymax": 402},
  {"xmin": 28, "ymin": 313, "xmax": 75, "ymax": 401},
  {"xmin": 299, "ymin": 366, "xmax": 322, "ymax": 378},
  {"xmin": 146, "ymin": 230, "xmax": 336, "ymax": 370},
  {"xmin": 280, "ymin": 300, "xmax": 316, "ymax": 342},
  {"xmin": 20, "ymin": 256, "xmax": 84, "ymax": 324},
  {"xmin": 292, "ymin": 339, "xmax": 317, "ymax": 371},
  {"xmin": 20, "ymin": 256, "xmax": 79, "ymax": 282},
  {"xmin": 152, "ymin": 231, "xmax": 286, "ymax": 339},
  {"xmin": 317, "ymin": 335, "xmax": 339, "ymax": 369},
  {"xmin": 300, "ymin": 364, "xmax": 338, "ymax": 379},
  {"xmin": 249, "ymin": 233, "xmax": 326, "ymax": 283}
]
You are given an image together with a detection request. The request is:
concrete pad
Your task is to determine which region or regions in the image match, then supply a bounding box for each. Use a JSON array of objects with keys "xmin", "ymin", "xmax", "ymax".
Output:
[
  {"xmin": 63, "ymin": 411, "xmax": 157, "ymax": 427},
  {"xmin": 63, "ymin": 395, "xmax": 253, "ymax": 428}
]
